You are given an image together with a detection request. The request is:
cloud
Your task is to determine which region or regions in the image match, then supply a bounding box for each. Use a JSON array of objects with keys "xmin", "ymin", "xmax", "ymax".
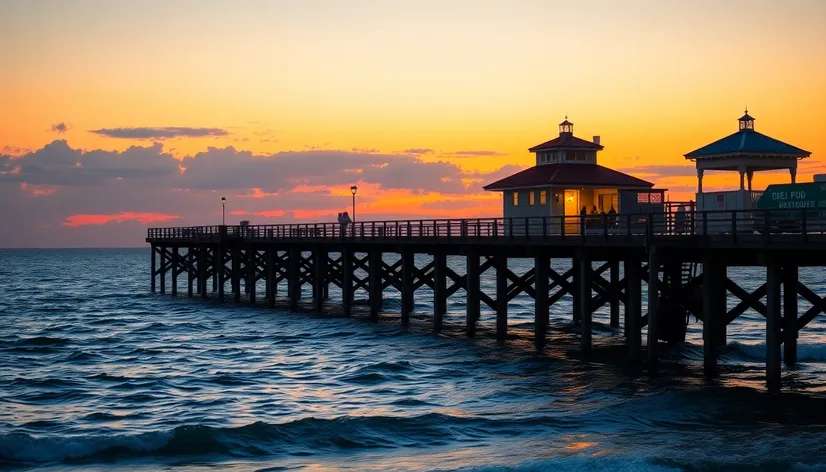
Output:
[
  {"xmin": 0, "ymin": 140, "xmax": 179, "ymax": 186},
  {"xmin": 89, "ymin": 127, "xmax": 230, "ymax": 140},
  {"xmin": 180, "ymin": 147, "xmax": 473, "ymax": 194},
  {"xmin": 0, "ymin": 140, "xmax": 525, "ymax": 247},
  {"xmin": 0, "ymin": 141, "xmax": 515, "ymax": 196},
  {"xmin": 352, "ymin": 147, "xmax": 379, "ymax": 153},
  {"xmin": 451, "ymin": 150, "xmax": 504, "ymax": 157},
  {"xmin": 403, "ymin": 148, "xmax": 434, "ymax": 155},
  {"xmin": 62, "ymin": 212, "xmax": 182, "ymax": 227},
  {"xmin": 1, "ymin": 145, "xmax": 31, "ymax": 156},
  {"xmin": 50, "ymin": 122, "xmax": 69, "ymax": 134}
]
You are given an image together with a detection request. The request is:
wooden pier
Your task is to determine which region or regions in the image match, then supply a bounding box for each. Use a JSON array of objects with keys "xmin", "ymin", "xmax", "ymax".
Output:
[{"xmin": 146, "ymin": 210, "xmax": 826, "ymax": 391}]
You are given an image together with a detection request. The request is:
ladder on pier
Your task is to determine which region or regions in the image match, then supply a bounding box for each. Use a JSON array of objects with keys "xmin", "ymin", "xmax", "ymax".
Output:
[
  {"xmin": 681, "ymin": 261, "xmax": 697, "ymax": 286},
  {"xmin": 681, "ymin": 261, "xmax": 699, "ymax": 323}
]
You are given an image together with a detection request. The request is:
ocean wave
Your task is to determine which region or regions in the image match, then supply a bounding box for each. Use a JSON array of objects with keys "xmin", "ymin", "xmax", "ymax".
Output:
[
  {"xmin": 727, "ymin": 341, "xmax": 826, "ymax": 363},
  {"xmin": 589, "ymin": 386, "xmax": 826, "ymax": 428},
  {"xmin": 3, "ymin": 336, "xmax": 71, "ymax": 347},
  {"xmin": 0, "ymin": 414, "xmax": 493, "ymax": 464},
  {"xmin": 437, "ymin": 457, "xmax": 684, "ymax": 472},
  {"xmin": 437, "ymin": 456, "xmax": 826, "ymax": 472}
]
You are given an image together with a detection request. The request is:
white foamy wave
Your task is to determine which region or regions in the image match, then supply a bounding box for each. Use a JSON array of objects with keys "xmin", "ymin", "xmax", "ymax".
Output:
[{"xmin": 0, "ymin": 431, "xmax": 172, "ymax": 463}]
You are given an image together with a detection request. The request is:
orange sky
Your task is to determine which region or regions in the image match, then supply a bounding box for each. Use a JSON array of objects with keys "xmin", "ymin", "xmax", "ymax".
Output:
[{"xmin": 0, "ymin": 0, "xmax": 824, "ymax": 247}]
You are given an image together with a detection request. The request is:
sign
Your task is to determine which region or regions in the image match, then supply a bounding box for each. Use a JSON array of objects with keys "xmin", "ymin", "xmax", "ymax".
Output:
[{"xmin": 756, "ymin": 183, "xmax": 826, "ymax": 210}]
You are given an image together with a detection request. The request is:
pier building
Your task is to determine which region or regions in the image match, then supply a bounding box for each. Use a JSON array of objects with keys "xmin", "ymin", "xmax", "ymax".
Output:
[{"xmin": 483, "ymin": 118, "xmax": 666, "ymax": 234}]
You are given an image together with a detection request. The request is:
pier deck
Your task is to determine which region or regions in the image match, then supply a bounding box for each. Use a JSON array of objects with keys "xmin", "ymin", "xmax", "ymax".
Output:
[{"xmin": 147, "ymin": 209, "xmax": 826, "ymax": 391}]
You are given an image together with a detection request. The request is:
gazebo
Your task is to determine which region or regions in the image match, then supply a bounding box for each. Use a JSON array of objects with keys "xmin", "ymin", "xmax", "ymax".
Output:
[{"xmin": 685, "ymin": 110, "xmax": 811, "ymax": 211}]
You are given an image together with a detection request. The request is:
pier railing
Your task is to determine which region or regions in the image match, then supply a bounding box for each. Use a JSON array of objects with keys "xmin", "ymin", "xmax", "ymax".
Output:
[{"xmin": 147, "ymin": 208, "xmax": 826, "ymax": 244}]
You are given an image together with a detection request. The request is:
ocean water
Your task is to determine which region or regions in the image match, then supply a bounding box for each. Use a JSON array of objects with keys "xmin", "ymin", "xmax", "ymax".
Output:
[{"xmin": 2, "ymin": 248, "xmax": 826, "ymax": 471}]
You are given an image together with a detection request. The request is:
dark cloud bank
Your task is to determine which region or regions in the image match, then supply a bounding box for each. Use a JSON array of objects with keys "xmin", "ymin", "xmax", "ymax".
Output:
[
  {"xmin": 89, "ymin": 127, "xmax": 230, "ymax": 140},
  {"xmin": 0, "ymin": 140, "xmax": 508, "ymax": 195}
]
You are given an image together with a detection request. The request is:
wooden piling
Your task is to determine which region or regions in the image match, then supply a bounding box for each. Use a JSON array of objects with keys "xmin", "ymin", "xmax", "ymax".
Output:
[
  {"xmin": 579, "ymin": 252, "xmax": 592, "ymax": 356},
  {"xmin": 194, "ymin": 249, "xmax": 200, "ymax": 295},
  {"xmin": 766, "ymin": 258, "xmax": 782, "ymax": 392},
  {"xmin": 647, "ymin": 246, "xmax": 661, "ymax": 370},
  {"xmin": 571, "ymin": 257, "xmax": 581, "ymax": 324},
  {"xmin": 714, "ymin": 266, "xmax": 728, "ymax": 347},
  {"xmin": 342, "ymin": 249, "xmax": 353, "ymax": 317},
  {"xmin": 171, "ymin": 247, "xmax": 179, "ymax": 295},
  {"xmin": 266, "ymin": 249, "xmax": 276, "ymax": 308},
  {"xmin": 212, "ymin": 259, "xmax": 218, "ymax": 293},
  {"xmin": 401, "ymin": 250, "xmax": 414, "ymax": 325},
  {"xmin": 187, "ymin": 249, "xmax": 194, "ymax": 298},
  {"xmin": 495, "ymin": 254, "xmax": 508, "ymax": 342},
  {"xmin": 232, "ymin": 247, "xmax": 241, "ymax": 302},
  {"xmin": 217, "ymin": 247, "xmax": 225, "ymax": 301},
  {"xmin": 783, "ymin": 264, "xmax": 799, "ymax": 365},
  {"xmin": 198, "ymin": 247, "xmax": 208, "ymax": 299},
  {"xmin": 314, "ymin": 247, "xmax": 326, "ymax": 314},
  {"xmin": 150, "ymin": 244, "xmax": 157, "ymax": 293},
  {"xmin": 534, "ymin": 254, "xmax": 549, "ymax": 348},
  {"xmin": 702, "ymin": 254, "xmax": 723, "ymax": 377},
  {"xmin": 466, "ymin": 252, "xmax": 480, "ymax": 337},
  {"xmin": 159, "ymin": 247, "xmax": 166, "ymax": 294},
  {"xmin": 247, "ymin": 248, "xmax": 256, "ymax": 304},
  {"xmin": 369, "ymin": 251, "xmax": 382, "ymax": 320},
  {"xmin": 288, "ymin": 247, "xmax": 300, "ymax": 311},
  {"xmin": 625, "ymin": 258, "xmax": 642, "ymax": 362},
  {"xmin": 610, "ymin": 261, "xmax": 620, "ymax": 327},
  {"xmin": 434, "ymin": 252, "xmax": 446, "ymax": 332}
]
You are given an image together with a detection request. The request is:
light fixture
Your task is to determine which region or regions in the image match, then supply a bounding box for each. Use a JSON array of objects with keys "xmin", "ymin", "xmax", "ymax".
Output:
[
  {"xmin": 221, "ymin": 197, "xmax": 226, "ymax": 225},
  {"xmin": 350, "ymin": 185, "xmax": 358, "ymax": 222}
]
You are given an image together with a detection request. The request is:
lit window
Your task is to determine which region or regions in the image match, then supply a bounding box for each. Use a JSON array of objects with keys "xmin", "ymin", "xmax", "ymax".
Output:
[
  {"xmin": 529, "ymin": 191, "xmax": 535, "ymax": 205},
  {"xmin": 650, "ymin": 193, "xmax": 663, "ymax": 203},
  {"xmin": 540, "ymin": 190, "xmax": 547, "ymax": 205},
  {"xmin": 637, "ymin": 193, "xmax": 650, "ymax": 203},
  {"xmin": 513, "ymin": 192, "xmax": 519, "ymax": 206}
]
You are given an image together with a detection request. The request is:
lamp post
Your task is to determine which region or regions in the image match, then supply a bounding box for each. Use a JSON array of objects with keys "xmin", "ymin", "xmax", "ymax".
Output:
[
  {"xmin": 221, "ymin": 197, "xmax": 226, "ymax": 225},
  {"xmin": 350, "ymin": 185, "xmax": 358, "ymax": 222}
]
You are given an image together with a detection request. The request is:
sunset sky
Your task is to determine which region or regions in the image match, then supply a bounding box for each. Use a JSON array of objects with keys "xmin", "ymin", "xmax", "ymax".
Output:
[{"xmin": 1, "ymin": 0, "xmax": 824, "ymax": 247}]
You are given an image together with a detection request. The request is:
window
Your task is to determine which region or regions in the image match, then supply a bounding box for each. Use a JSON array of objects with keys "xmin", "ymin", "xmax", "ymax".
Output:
[
  {"xmin": 512, "ymin": 192, "xmax": 519, "ymax": 206},
  {"xmin": 540, "ymin": 190, "xmax": 547, "ymax": 205},
  {"xmin": 637, "ymin": 192, "xmax": 663, "ymax": 204},
  {"xmin": 529, "ymin": 191, "xmax": 535, "ymax": 205}
]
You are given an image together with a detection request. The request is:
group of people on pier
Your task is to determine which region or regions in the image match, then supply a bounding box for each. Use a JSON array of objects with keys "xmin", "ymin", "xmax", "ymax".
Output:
[
  {"xmin": 580, "ymin": 205, "xmax": 618, "ymax": 229},
  {"xmin": 337, "ymin": 211, "xmax": 352, "ymax": 235}
]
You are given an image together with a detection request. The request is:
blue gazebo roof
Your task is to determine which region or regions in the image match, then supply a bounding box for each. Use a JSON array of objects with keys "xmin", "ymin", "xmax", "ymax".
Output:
[{"xmin": 685, "ymin": 118, "xmax": 810, "ymax": 159}]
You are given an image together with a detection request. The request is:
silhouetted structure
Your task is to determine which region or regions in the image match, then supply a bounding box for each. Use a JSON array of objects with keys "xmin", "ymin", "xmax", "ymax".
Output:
[{"xmin": 148, "ymin": 209, "xmax": 826, "ymax": 393}]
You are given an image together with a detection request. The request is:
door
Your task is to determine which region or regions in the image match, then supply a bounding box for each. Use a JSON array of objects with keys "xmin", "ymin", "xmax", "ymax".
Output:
[{"xmin": 564, "ymin": 189, "xmax": 579, "ymax": 233}]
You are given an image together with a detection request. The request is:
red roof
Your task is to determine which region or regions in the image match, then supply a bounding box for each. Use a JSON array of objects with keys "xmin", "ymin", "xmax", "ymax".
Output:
[
  {"xmin": 483, "ymin": 163, "xmax": 654, "ymax": 191},
  {"xmin": 528, "ymin": 134, "xmax": 603, "ymax": 152}
]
